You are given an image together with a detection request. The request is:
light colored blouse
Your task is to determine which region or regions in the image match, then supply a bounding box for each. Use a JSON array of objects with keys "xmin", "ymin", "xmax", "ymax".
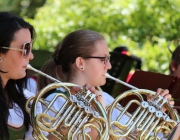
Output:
[{"xmin": 8, "ymin": 89, "xmax": 42, "ymax": 140}]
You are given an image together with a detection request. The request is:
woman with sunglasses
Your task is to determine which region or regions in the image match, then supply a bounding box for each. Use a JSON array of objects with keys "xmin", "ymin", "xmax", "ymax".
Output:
[
  {"xmin": 0, "ymin": 12, "xmax": 36, "ymax": 139},
  {"xmin": 0, "ymin": 11, "xmax": 68, "ymax": 140},
  {"xmin": 37, "ymin": 29, "xmax": 174, "ymax": 139},
  {"xmin": 0, "ymin": 12, "xmax": 37, "ymax": 139}
]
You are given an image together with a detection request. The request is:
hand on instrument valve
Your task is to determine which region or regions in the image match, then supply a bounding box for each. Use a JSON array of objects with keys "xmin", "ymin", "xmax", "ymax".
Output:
[
  {"xmin": 156, "ymin": 88, "xmax": 174, "ymax": 106},
  {"xmin": 147, "ymin": 88, "xmax": 174, "ymax": 111},
  {"xmin": 84, "ymin": 84, "xmax": 105, "ymax": 108},
  {"xmin": 70, "ymin": 84, "xmax": 105, "ymax": 108},
  {"xmin": 69, "ymin": 84, "xmax": 105, "ymax": 140}
]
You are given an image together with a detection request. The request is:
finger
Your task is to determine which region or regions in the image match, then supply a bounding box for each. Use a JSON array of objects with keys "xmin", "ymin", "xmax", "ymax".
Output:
[
  {"xmin": 160, "ymin": 89, "xmax": 169, "ymax": 97},
  {"xmin": 71, "ymin": 86, "xmax": 81, "ymax": 92},
  {"xmin": 96, "ymin": 93, "xmax": 103, "ymax": 101},
  {"xmin": 96, "ymin": 94, "xmax": 102, "ymax": 98},
  {"xmin": 83, "ymin": 84, "xmax": 90, "ymax": 91},
  {"xmin": 163, "ymin": 94, "xmax": 172, "ymax": 100},
  {"xmin": 70, "ymin": 87, "xmax": 81, "ymax": 94},
  {"xmin": 169, "ymin": 100, "xmax": 175, "ymax": 106},
  {"xmin": 89, "ymin": 86, "xmax": 96, "ymax": 93},
  {"xmin": 147, "ymin": 95, "xmax": 151, "ymax": 100},
  {"xmin": 156, "ymin": 88, "xmax": 163, "ymax": 95},
  {"xmin": 83, "ymin": 84, "xmax": 97, "ymax": 93}
]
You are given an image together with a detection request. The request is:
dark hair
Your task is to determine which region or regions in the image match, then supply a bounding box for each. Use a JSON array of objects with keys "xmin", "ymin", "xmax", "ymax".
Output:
[
  {"xmin": 169, "ymin": 45, "xmax": 180, "ymax": 75},
  {"xmin": 113, "ymin": 46, "xmax": 128, "ymax": 53},
  {"xmin": 38, "ymin": 29, "xmax": 104, "ymax": 91},
  {"xmin": 0, "ymin": 12, "xmax": 35, "ymax": 139}
]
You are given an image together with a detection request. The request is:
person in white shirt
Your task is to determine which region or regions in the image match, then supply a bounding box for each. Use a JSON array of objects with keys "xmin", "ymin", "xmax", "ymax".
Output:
[
  {"xmin": 27, "ymin": 76, "xmax": 37, "ymax": 94},
  {"xmin": 0, "ymin": 12, "xmax": 35, "ymax": 140},
  {"xmin": 37, "ymin": 30, "xmax": 174, "ymax": 139},
  {"xmin": 0, "ymin": 11, "xmax": 61, "ymax": 140}
]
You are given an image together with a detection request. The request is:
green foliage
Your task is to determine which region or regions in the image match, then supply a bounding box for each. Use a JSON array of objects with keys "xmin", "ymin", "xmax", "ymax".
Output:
[
  {"xmin": 0, "ymin": 0, "xmax": 46, "ymax": 18},
  {"xmin": 132, "ymin": 40, "xmax": 171, "ymax": 74},
  {"xmin": 28, "ymin": 0, "xmax": 135, "ymax": 51},
  {"xmin": 2, "ymin": 0, "xmax": 180, "ymax": 74},
  {"xmin": 29, "ymin": 0, "xmax": 180, "ymax": 73},
  {"xmin": 0, "ymin": 0, "xmax": 21, "ymax": 13},
  {"xmin": 126, "ymin": 0, "xmax": 180, "ymax": 42}
]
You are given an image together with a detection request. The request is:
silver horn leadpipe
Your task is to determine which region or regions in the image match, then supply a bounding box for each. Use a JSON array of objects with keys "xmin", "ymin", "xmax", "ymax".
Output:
[
  {"xmin": 105, "ymin": 73, "xmax": 137, "ymax": 89},
  {"xmin": 27, "ymin": 64, "xmax": 80, "ymax": 87},
  {"xmin": 27, "ymin": 64, "xmax": 61, "ymax": 83},
  {"xmin": 105, "ymin": 73, "xmax": 180, "ymax": 110}
]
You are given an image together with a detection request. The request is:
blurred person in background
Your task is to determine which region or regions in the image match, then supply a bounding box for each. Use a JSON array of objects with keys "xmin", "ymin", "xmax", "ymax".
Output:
[{"xmin": 169, "ymin": 45, "xmax": 180, "ymax": 78}]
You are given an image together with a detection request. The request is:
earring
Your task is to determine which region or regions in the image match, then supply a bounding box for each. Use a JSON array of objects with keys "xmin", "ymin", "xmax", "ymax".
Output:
[
  {"xmin": 81, "ymin": 67, "xmax": 84, "ymax": 70},
  {"xmin": 0, "ymin": 57, "xmax": 2, "ymax": 63}
]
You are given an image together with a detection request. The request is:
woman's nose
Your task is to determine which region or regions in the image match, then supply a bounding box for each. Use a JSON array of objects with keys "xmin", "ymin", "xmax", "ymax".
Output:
[
  {"xmin": 28, "ymin": 51, "xmax": 34, "ymax": 60},
  {"xmin": 107, "ymin": 60, "xmax": 112, "ymax": 70}
]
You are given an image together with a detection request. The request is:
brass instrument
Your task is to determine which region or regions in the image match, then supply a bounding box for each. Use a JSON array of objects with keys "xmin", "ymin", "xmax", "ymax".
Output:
[
  {"xmin": 26, "ymin": 64, "xmax": 109, "ymax": 140},
  {"xmin": 105, "ymin": 73, "xmax": 180, "ymax": 140}
]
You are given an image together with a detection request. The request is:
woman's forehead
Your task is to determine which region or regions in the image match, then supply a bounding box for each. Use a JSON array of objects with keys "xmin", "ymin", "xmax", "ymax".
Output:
[{"xmin": 93, "ymin": 40, "xmax": 109, "ymax": 54}]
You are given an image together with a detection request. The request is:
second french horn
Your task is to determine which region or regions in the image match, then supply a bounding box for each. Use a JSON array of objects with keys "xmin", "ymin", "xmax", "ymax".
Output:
[{"xmin": 105, "ymin": 73, "xmax": 180, "ymax": 140}]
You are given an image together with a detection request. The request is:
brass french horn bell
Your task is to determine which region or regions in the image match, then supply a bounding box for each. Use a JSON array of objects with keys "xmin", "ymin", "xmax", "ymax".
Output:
[
  {"xmin": 105, "ymin": 73, "xmax": 180, "ymax": 140},
  {"xmin": 26, "ymin": 64, "xmax": 109, "ymax": 140}
]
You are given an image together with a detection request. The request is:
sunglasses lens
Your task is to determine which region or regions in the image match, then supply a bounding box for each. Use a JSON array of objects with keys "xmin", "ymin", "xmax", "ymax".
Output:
[{"xmin": 23, "ymin": 43, "xmax": 31, "ymax": 57}]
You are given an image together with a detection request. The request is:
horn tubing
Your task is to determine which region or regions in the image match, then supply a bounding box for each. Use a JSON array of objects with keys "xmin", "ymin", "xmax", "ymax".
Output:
[
  {"xmin": 105, "ymin": 73, "xmax": 180, "ymax": 110},
  {"xmin": 27, "ymin": 64, "xmax": 81, "ymax": 88},
  {"xmin": 26, "ymin": 64, "xmax": 109, "ymax": 139},
  {"xmin": 27, "ymin": 64, "xmax": 61, "ymax": 83},
  {"xmin": 105, "ymin": 73, "xmax": 138, "ymax": 89}
]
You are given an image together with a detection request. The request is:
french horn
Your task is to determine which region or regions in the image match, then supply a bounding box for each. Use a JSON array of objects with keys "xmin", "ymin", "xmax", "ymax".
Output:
[
  {"xmin": 105, "ymin": 73, "xmax": 180, "ymax": 140},
  {"xmin": 25, "ymin": 64, "xmax": 109, "ymax": 140}
]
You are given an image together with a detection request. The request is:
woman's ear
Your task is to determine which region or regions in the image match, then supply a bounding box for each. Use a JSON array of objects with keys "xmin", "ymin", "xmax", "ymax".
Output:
[{"xmin": 75, "ymin": 57, "xmax": 84, "ymax": 71}]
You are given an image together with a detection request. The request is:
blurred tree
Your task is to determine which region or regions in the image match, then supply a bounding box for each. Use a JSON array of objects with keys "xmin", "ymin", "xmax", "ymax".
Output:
[
  {"xmin": 23, "ymin": 0, "xmax": 180, "ymax": 73},
  {"xmin": 0, "ymin": 0, "xmax": 46, "ymax": 18},
  {"xmin": 126, "ymin": 0, "xmax": 180, "ymax": 43},
  {"xmin": 30, "ymin": 0, "xmax": 180, "ymax": 49},
  {"xmin": 0, "ymin": 0, "xmax": 180, "ymax": 73},
  {"xmin": 29, "ymin": 0, "xmax": 135, "ymax": 50}
]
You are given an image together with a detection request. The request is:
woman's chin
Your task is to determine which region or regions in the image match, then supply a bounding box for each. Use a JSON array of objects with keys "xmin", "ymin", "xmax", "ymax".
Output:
[
  {"xmin": 99, "ymin": 80, "xmax": 106, "ymax": 86},
  {"xmin": 17, "ymin": 73, "xmax": 26, "ymax": 79}
]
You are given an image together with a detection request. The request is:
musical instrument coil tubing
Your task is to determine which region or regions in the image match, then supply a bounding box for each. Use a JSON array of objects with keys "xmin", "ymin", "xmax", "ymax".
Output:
[
  {"xmin": 105, "ymin": 73, "xmax": 180, "ymax": 140},
  {"xmin": 26, "ymin": 64, "xmax": 109, "ymax": 140}
]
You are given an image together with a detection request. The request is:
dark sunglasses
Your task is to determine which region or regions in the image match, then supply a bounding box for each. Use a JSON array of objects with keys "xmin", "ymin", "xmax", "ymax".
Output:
[
  {"xmin": 2, "ymin": 42, "xmax": 32, "ymax": 58},
  {"xmin": 83, "ymin": 56, "xmax": 110, "ymax": 65}
]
